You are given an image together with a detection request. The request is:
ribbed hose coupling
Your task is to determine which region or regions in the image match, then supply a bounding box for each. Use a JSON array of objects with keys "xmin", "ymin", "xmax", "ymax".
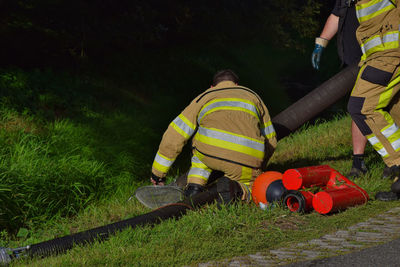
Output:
[{"xmin": 0, "ymin": 247, "xmax": 11, "ymax": 266}]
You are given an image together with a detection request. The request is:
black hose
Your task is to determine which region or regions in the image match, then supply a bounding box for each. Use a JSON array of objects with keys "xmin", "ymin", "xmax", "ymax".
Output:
[
  {"xmin": 25, "ymin": 186, "xmax": 219, "ymax": 259},
  {"xmin": 272, "ymin": 64, "xmax": 359, "ymax": 140}
]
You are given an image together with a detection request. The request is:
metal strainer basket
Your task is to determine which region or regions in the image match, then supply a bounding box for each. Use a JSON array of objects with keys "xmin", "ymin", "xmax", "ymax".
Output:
[{"xmin": 134, "ymin": 185, "xmax": 184, "ymax": 209}]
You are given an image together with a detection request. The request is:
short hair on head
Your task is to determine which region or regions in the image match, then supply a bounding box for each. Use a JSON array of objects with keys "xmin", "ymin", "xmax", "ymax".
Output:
[{"xmin": 212, "ymin": 69, "xmax": 239, "ymax": 86}]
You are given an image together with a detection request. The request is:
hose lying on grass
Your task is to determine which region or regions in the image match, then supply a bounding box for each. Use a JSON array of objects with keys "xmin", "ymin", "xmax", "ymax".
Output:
[{"xmin": 0, "ymin": 186, "xmax": 219, "ymax": 265}]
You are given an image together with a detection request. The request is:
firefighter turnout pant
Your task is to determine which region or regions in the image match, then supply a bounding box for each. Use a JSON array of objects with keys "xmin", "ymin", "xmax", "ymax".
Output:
[
  {"xmin": 348, "ymin": 58, "xmax": 400, "ymax": 167},
  {"xmin": 187, "ymin": 149, "xmax": 262, "ymax": 201}
]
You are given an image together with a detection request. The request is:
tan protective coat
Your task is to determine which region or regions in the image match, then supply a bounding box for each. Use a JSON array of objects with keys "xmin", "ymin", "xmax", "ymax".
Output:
[{"xmin": 151, "ymin": 81, "xmax": 276, "ymax": 191}]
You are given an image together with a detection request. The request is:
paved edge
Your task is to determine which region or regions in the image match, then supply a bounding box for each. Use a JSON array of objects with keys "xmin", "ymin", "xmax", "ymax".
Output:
[{"xmin": 197, "ymin": 206, "xmax": 400, "ymax": 267}]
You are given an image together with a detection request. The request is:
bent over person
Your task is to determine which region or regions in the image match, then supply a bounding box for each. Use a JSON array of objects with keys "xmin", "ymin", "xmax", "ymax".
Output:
[
  {"xmin": 150, "ymin": 70, "xmax": 277, "ymax": 204},
  {"xmin": 347, "ymin": 0, "xmax": 400, "ymax": 200}
]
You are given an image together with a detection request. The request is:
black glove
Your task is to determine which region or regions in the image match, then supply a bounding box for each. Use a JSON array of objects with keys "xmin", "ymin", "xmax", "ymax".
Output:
[{"xmin": 151, "ymin": 173, "xmax": 166, "ymax": 185}]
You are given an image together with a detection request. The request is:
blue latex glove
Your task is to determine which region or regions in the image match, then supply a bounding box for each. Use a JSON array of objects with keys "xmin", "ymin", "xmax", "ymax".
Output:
[{"xmin": 311, "ymin": 44, "xmax": 324, "ymax": 70}]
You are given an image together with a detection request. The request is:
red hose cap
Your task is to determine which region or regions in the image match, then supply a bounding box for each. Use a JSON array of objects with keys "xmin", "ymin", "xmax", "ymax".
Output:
[
  {"xmin": 312, "ymin": 191, "xmax": 333, "ymax": 214},
  {"xmin": 282, "ymin": 169, "xmax": 302, "ymax": 190}
]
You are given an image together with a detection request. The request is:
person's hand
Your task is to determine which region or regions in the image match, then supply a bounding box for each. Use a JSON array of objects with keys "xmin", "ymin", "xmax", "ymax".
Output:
[
  {"xmin": 150, "ymin": 174, "xmax": 166, "ymax": 186},
  {"xmin": 311, "ymin": 44, "xmax": 324, "ymax": 70},
  {"xmin": 311, "ymin": 37, "xmax": 329, "ymax": 70}
]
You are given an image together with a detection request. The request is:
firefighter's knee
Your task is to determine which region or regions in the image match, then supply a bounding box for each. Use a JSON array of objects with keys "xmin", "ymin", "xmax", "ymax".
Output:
[{"xmin": 347, "ymin": 96, "xmax": 372, "ymax": 136}]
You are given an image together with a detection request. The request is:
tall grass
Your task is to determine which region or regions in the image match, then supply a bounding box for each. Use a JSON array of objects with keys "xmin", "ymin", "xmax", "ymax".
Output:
[{"xmin": 0, "ymin": 69, "xmax": 161, "ymax": 233}]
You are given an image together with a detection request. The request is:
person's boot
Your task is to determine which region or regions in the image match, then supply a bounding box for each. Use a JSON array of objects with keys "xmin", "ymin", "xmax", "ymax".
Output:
[
  {"xmin": 375, "ymin": 191, "xmax": 400, "ymax": 201},
  {"xmin": 376, "ymin": 166, "xmax": 400, "ymax": 201},
  {"xmin": 348, "ymin": 154, "xmax": 368, "ymax": 178},
  {"xmin": 382, "ymin": 165, "xmax": 399, "ymax": 179},
  {"xmin": 184, "ymin": 183, "xmax": 205, "ymax": 198},
  {"xmin": 382, "ymin": 165, "xmax": 400, "ymax": 180},
  {"xmin": 216, "ymin": 177, "xmax": 243, "ymax": 207}
]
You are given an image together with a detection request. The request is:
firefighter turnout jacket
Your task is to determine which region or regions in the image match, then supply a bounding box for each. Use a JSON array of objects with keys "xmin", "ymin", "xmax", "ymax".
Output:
[{"xmin": 151, "ymin": 81, "xmax": 277, "ymax": 186}]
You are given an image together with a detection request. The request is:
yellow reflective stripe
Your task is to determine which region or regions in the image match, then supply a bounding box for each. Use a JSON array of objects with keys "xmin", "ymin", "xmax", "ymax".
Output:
[
  {"xmin": 187, "ymin": 174, "xmax": 209, "ymax": 181},
  {"xmin": 356, "ymin": 0, "xmax": 395, "ymax": 22},
  {"xmin": 170, "ymin": 114, "xmax": 196, "ymax": 139},
  {"xmin": 367, "ymin": 134, "xmax": 389, "ymax": 157},
  {"xmin": 377, "ymin": 69, "xmax": 400, "ymax": 109},
  {"xmin": 210, "ymin": 126, "xmax": 264, "ymax": 144},
  {"xmin": 152, "ymin": 161, "xmax": 170, "ymax": 173},
  {"xmin": 194, "ymin": 133, "xmax": 264, "ymax": 159},
  {"xmin": 240, "ymin": 166, "xmax": 252, "ymax": 185},
  {"xmin": 193, "ymin": 149, "xmax": 206, "ymax": 161},
  {"xmin": 152, "ymin": 152, "xmax": 175, "ymax": 173},
  {"xmin": 179, "ymin": 114, "xmax": 196, "ymax": 130},
  {"xmin": 387, "ymin": 131, "xmax": 400, "ymax": 151},
  {"xmin": 360, "ymin": 31, "xmax": 399, "ymax": 59},
  {"xmin": 266, "ymin": 131, "xmax": 276, "ymax": 139},
  {"xmin": 261, "ymin": 121, "xmax": 276, "ymax": 139},
  {"xmin": 192, "ymin": 162, "xmax": 207, "ymax": 169},
  {"xmin": 198, "ymin": 98, "xmax": 260, "ymax": 123},
  {"xmin": 171, "ymin": 122, "xmax": 190, "ymax": 139},
  {"xmin": 377, "ymin": 110, "xmax": 395, "ymax": 124},
  {"xmin": 202, "ymin": 106, "xmax": 259, "ymax": 121}
]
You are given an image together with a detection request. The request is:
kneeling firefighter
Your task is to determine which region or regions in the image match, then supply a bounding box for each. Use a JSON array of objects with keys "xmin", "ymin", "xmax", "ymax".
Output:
[{"xmin": 150, "ymin": 70, "xmax": 277, "ymax": 204}]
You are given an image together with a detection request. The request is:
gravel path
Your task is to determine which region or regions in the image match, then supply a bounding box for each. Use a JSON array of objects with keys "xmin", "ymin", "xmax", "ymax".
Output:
[{"xmin": 197, "ymin": 206, "xmax": 400, "ymax": 266}]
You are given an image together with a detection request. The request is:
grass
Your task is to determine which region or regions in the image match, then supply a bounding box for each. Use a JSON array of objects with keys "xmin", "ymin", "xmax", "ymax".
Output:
[{"xmin": 3, "ymin": 115, "xmax": 400, "ymax": 266}]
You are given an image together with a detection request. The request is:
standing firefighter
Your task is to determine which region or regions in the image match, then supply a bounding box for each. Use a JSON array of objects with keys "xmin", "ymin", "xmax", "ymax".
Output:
[
  {"xmin": 347, "ymin": 0, "xmax": 400, "ymax": 200},
  {"xmin": 150, "ymin": 70, "xmax": 277, "ymax": 204}
]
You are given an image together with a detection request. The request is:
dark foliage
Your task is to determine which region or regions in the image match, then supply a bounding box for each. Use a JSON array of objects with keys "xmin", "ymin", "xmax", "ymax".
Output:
[{"xmin": 0, "ymin": 0, "xmax": 333, "ymax": 69}]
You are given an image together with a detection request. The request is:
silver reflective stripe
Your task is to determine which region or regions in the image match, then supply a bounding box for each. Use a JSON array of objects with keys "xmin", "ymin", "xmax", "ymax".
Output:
[
  {"xmin": 361, "ymin": 32, "xmax": 399, "ymax": 56},
  {"xmin": 191, "ymin": 155, "xmax": 203, "ymax": 164},
  {"xmin": 154, "ymin": 152, "xmax": 174, "ymax": 168},
  {"xmin": 392, "ymin": 138, "xmax": 400, "ymax": 151},
  {"xmin": 198, "ymin": 127, "xmax": 264, "ymax": 152},
  {"xmin": 356, "ymin": 0, "xmax": 393, "ymax": 20},
  {"xmin": 377, "ymin": 147, "xmax": 389, "ymax": 157},
  {"xmin": 188, "ymin": 167, "xmax": 211, "ymax": 178},
  {"xmin": 382, "ymin": 123, "xmax": 399, "ymax": 138},
  {"xmin": 383, "ymin": 32, "xmax": 399, "ymax": 43},
  {"xmin": 172, "ymin": 116, "xmax": 195, "ymax": 137},
  {"xmin": 261, "ymin": 124, "xmax": 275, "ymax": 137},
  {"xmin": 368, "ymin": 136, "xmax": 380, "ymax": 145},
  {"xmin": 361, "ymin": 36, "xmax": 381, "ymax": 54},
  {"xmin": 198, "ymin": 100, "xmax": 260, "ymax": 123},
  {"xmin": 368, "ymin": 136, "xmax": 389, "ymax": 157}
]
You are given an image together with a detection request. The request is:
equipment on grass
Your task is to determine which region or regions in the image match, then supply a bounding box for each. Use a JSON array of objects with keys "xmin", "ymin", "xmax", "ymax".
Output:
[
  {"xmin": 252, "ymin": 171, "xmax": 286, "ymax": 207},
  {"xmin": 281, "ymin": 165, "xmax": 369, "ymax": 214},
  {"xmin": 134, "ymin": 185, "xmax": 184, "ymax": 209}
]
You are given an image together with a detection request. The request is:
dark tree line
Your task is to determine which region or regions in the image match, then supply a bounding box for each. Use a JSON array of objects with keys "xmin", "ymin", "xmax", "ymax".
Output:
[{"xmin": 0, "ymin": 0, "xmax": 334, "ymax": 69}]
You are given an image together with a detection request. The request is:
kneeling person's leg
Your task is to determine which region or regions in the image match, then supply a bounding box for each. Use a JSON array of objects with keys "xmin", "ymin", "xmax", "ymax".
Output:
[{"xmin": 184, "ymin": 153, "xmax": 212, "ymax": 198}]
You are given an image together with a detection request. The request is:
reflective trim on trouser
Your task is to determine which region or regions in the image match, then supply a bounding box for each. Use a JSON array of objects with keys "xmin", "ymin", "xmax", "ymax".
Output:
[
  {"xmin": 350, "ymin": 60, "xmax": 400, "ymax": 166},
  {"xmin": 188, "ymin": 149, "xmax": 262, "ymax": 201},
  {"xmin": 187, "ymin": 153, "xmax": 212, "ymax": 186},
  {"xmin": 367, "ymin": 133, "xmax": 389, "ymax": 157}
]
